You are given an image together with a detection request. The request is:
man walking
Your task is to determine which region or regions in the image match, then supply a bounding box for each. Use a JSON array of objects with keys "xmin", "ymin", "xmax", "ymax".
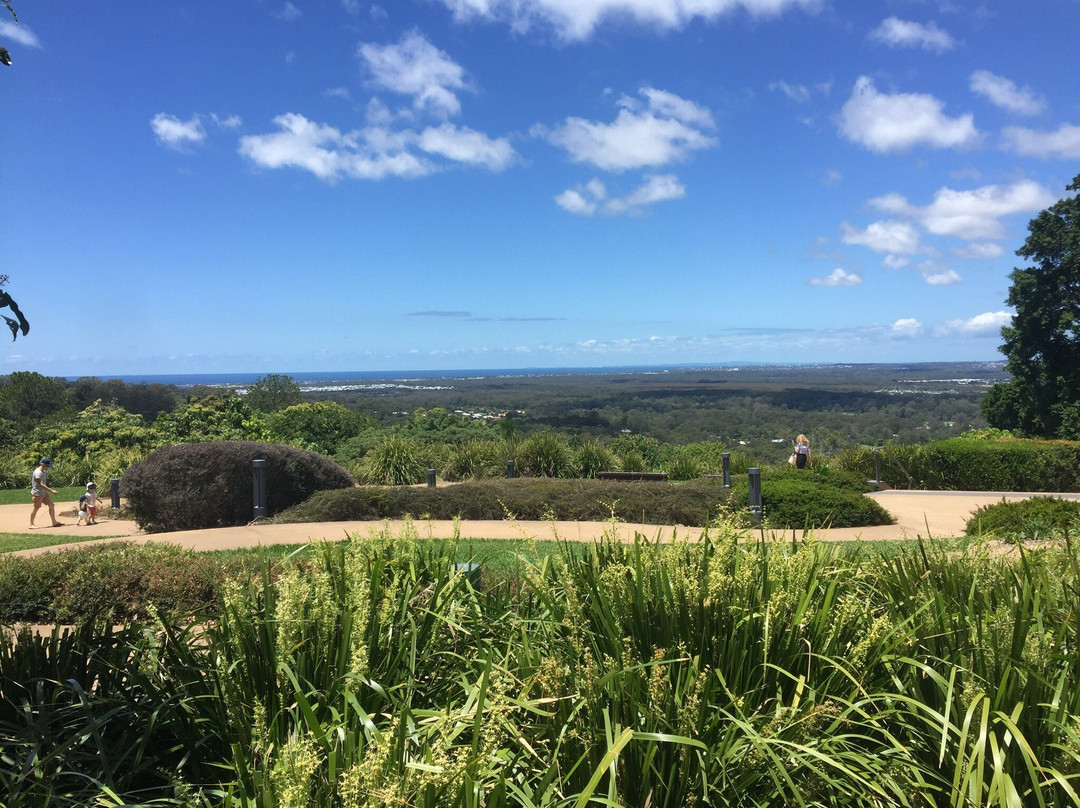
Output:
[{"xmin": 30, "ymin": 457, "xmax": 63, "ymax": 528}]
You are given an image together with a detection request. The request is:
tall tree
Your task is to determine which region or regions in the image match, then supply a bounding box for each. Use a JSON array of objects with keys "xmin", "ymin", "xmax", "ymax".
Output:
[
  {"xmin": 983, "ymin": 174, "xmax": 1080, "ymax": 438},
  {"xmin": 244, "ymin": 373, "xmax": 303, "ymax": 413}
]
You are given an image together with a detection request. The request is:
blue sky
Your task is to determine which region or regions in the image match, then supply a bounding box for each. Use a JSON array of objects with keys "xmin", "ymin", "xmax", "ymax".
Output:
[{"xmin": 3, "ymin": 0, "xmax": 1078, "ymax": 376}]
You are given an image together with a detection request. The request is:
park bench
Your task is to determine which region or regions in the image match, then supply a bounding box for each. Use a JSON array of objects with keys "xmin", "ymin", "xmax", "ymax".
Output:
[{"xmin": 597, "ymin": 471, "xmax": 669, "ymax": 482}]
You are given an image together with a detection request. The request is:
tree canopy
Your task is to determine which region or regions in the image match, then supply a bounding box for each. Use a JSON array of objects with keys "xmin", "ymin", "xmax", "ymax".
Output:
[{"xmin": 983, "ymin": 173, "xmax": 1080, "ymax": 438}]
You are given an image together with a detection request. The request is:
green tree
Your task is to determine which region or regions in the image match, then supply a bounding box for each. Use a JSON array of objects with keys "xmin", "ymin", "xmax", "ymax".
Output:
[
  {"xmin": 0, "ymin": 371, "xmax": 72, "ymax": 432},
  {"xmin": 152, "ymin": 393, "xmax": 263, "ymax": 444},
  {"xmin": 983, "ymin": 174, "xmax": 1080, "ymax": 438},
  {"xmin": 244, "ymin": 373, "xmax": 303, "ymax": 413},
  {"xmin": 265, "ymin": 400, "xmax": 372, "ymax": 454}
]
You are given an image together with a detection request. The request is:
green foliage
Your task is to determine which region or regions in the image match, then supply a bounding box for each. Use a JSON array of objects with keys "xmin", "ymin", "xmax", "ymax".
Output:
[
  {"xmin": 265, "ymin": 400, "xmax": 373, "ymax": 454},
  {"xmin": 441, "ymin": 438, "xmax": 507, "ymax": 481},
  {"xmin": 4, "ymin": 529, "xmax": 1080, "ymax": 805},
  {"xmin": 122, "ymin": 440, "xmax": 354, "ymax": 532},
  {"xmin": 358, "ymin": 434, "xmax": 430, "ymax": 485},
  {"xmin": 573, "ymin": 437, "xmax": 615, "ymax": 478},
  {"xmin": 985, "ymin": 174, "xmax": 1080, "ymax": 438},
  {"xmin": 243, "ymin": 372, "xmax": 303, "ymax": 412},
  {"xmin": 286, "ymin": 477, "xmax": 737, "ymax": 527},
  {"xmin": 611, "ymin": 433, "xmax": 662, "ymax": 469},
  {"xmin": 394, "ymin": 406, "xmax": 499, "ymax": 443},
  {"xmin": 726, "ymin": 468, "xmax": 894, "ymax": 529},
  {"xmin": 0, "ymin": 542, "xmax": 216, "ymax": 624},
  {"xmin": 68, "ymin": 376, "xmax": 181, "ymax": 421},
  {"xmin": 151, "ymin": 392, "xmax": 263, "ymax": 444},
  {"xmin": 833, "ymin": 437, "xmax": 1080, "ymax": 492},
  {"xmin": 965, "ymin": 495, "xmax": 1080, "ymax": 542},
  {"xmin": 0, "ymin": 371, "xmax": 72, "ymax": 434},
  {"xmin": 515, "ymin": 430, "xmax": 573, "ymax": 477}
]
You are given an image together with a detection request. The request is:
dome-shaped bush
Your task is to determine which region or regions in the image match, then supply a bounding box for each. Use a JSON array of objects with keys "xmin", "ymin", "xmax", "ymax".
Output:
[{"xmin": 122, "ymin": 440, "xmax": 354, "ymax": 532}]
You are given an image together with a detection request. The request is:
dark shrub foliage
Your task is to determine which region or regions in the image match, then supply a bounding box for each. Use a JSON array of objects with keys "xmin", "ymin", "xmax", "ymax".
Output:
[
  {"xmin": 727, "ymin": 467, "xmax": 894, "ymax": 529},
  {"xmin": 833, "ymin": 438, "xmax": 1080, "ymax": 492},
  {"xmin": 122, "ymin": 441, "xmax": 354, "ymax": 532},
  {"xmin": 0, "ymin": 542, "xmax": 216, "ymax": 624},
  {"xmin": 277, "ymin": 475, "xmax": 891, "ymax": 529},
  {"xmin": 965, "ymin": 496, "xmax": 1080, "ymax": 540}
]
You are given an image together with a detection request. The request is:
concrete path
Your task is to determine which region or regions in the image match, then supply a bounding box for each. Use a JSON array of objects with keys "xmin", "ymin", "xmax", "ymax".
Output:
[{"xmin": 4, "ymin": 490, "xmax": 1080, "ymax": 558}]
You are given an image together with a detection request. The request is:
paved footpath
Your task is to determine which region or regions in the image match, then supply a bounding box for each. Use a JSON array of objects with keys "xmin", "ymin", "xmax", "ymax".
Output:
[{"xmin": 4, "ymin": 490, "xmax": 1080, "ymax": 558}]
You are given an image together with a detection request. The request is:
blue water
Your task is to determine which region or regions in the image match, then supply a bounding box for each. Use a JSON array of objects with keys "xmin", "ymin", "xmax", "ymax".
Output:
[{"xmin": 73, "ymin": 364, "xmax": 740, "ymax": 388}]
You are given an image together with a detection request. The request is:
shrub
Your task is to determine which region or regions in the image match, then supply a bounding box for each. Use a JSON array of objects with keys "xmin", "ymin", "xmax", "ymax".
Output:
[
  {"xmin": 726, "ymin": 469, "xmax": 893, "ymax": 529},
  {"xmin": 122, "ymin": 441, "xmax": 354, "ymax": 532},
  {"xmin": 442, "ymin": 439, "xmax": 506, "ymax": 481},
  {"xmin": 0, "ymin": 542, "xmax": 216, "ymax": 624},
  {"xmin": 573, "ymin": 438, "xmax": 615, "ymax": 479},
  {"xmin": 515, "ymin": 431, "xmax": 572, "ymax": 478},
  {"xmin": 359, "ymin": 435, "xmax": 429, "ymax": 485},
  {"xmin": 965, "ymin": 496, "xmax": 1080, "ymax": 542},
  {"xmin": 280, "ymin": 478, "xmax": 732, "ymax": 526}
]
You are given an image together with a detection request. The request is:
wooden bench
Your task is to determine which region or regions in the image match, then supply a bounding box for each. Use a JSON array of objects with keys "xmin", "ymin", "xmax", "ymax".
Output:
[{"xmin": 597, "ymin": 471, "xmax": 669, "ymax": 482}]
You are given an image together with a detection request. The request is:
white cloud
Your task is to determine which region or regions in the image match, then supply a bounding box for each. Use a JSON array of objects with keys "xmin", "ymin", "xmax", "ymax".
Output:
[
  {"xmin": 358, "ymin": 30, "xmax": 470, "ymax": 119},
  {"xmin": 239, "ymin": 113, "xmax": 518, "ymax": 181},
  {"xmin": 954, "ymin": 242, "xmax": 1004, "ymax": 260},
  {"xmin": 436, "ymin": 0, "xmax": 821, "ymax": 41},
  {"xmin": 869, "ymin": 17, "xmax": 955, "ymax": 53},
  {"xmin": 556, "ymin": 174, "xmax": 685, "ymax": 215},
  {"xmin": 809, "ymin": 268, "xmax": 862, "ymax": 287},
  {"xmin": 939, "ymin": 311, "xmax": 1010, "ymax": 336},
  {"xmin": 272, "ymin": 2, "xmax": 302, "ymax": 21},
  {"xmin": 970, "ymin": 70, "xmax": 1046, "ymax": 116},
  {"xmin": 544, "ymin": 86, "xmax": 717, "ymax": 171},
  {"xmin": 770, "ymin": 80, "xmax": 811, "ymax": 104},
  {"xmin": 891, "ymin": 318, "xmax": 924, "ymax": 338},
  {"xmin": 1001, "ymin": 124, "xmax": 1080, "ymax": 159},
  {"xmin": 883, "ymin": 255, "xmax": 909, "ymax": 269},
  {"xmin": 151, "ymin": 113, "xmax": 206, "ymax": 150},
  {"xmin": 417, "ymin": 123, "xmax": 516, "ymax": 170},
  {"xmin": 0, "ymin": 20, "xmax": 41, "ymax": 48},
  {"xmin": 838, "ymin": 77, "xmax": 978, "ymax": 153},
  {"xmin": 920, "ymin": 266, "xmax": 962, "ymax": 286},
  {"xmin": 840, "ymin": 219, "xmax": 922, "ymax": 255},
  {"xmin": 869, "ymin": 180, "xmax": 1055, "ymax": 240},
  {"xmin": 211, "ymin": 113, "xmax": 243, "ymax": 129},
  {"xmin": 239, "ymin": 113, "xmax": 432, "ymax": 181}
]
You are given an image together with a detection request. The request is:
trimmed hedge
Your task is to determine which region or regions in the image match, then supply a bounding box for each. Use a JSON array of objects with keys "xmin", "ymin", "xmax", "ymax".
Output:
[
  {"xmin": 277, "ymin": 473, "xmax": 894, "ymax": 530},
  {"xmin": 835, "ymin": 438, "xmax": 1080, "ymax": 492},
  {"xmin": 965, "ymin": 496, "xmax": 1080, "ymax": 541},
  {"xmin": 0, "ymin": 542, "xmax": 216, "ymax": 624},
  {"xmin": 279, "ymin": 478, "xmax": 732, "ymax": 527},
  {"xmin": 727, "ymin": 468, "xmax": 894, "ymax": 530},
  {"xmin": 122, "ymin": 441, "xmax": 354, "ymax": 532}
]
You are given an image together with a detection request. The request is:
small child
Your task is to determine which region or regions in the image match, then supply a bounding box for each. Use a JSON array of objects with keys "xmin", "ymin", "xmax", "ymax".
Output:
[
  {"xmin": 76, "ymin": 493, "xmax": 90, "ymax": 526},
  {"xmin": 83, "ymin": 481, "xmax": 103, "ymax": 525}
]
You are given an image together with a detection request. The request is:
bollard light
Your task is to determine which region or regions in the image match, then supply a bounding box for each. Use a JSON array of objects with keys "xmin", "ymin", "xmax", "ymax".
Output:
[
  {"xmin": 721, "ymin": 452, "xmax": 731, "ymax": 489},
  {"xmin": 427, "ymin": 468, "xmax": 436, "ymax": 488},
  {"xmin": 868, "ymin": 447, "xmax": 883, "ymax": 486},
  {"xmin": 252, "ymin": 459, "xmax": 268, "ymax": 520},
  {"xmin": 110, "ymin": 477, "xmax": 120, "ymax": 511},
  {"xmin": 506, "ymin": 459, "xmax": 516, "ymax": 478},
  {"xmin": 748, "ymin": 467, "xmax": 762, "ymax": 525}
]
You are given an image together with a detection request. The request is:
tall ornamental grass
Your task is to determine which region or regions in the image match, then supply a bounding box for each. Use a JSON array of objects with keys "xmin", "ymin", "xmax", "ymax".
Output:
[{"xmin": 3, "ymin": 522, "xmax": 1080, "ymax": 806}]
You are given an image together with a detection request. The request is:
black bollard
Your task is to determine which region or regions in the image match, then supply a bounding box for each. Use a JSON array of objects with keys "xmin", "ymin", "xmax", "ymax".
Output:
[
  {"xmin": 252, "ymin": 459, "xmax": 268, "ymax": 520},
  {"xmin": 721, "ymin": 452, "xmax": 731, "ymax": 488},
  {"xmin": 110, "ymin": 477, "xmax": 120, "ymax": 511},
  {"xmin": 506, "ymin": 459, "xmax": 516, "ymax": 478},
  {"xmin": 748, "ymin": 467, "xmax": 762, "ymax": 525},
  {"xmin": 427, "ymin": 468, "xmax": 437, "ymax": 488}
]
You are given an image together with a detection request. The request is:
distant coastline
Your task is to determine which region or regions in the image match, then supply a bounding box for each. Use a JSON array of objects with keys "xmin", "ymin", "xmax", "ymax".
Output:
[{"xmin": 70, "ymin": 360, "xmax": 1008, "ymax": 392}]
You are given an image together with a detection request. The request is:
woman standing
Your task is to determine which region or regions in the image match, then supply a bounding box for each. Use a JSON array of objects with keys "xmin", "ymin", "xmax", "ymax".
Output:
[{"xmin": 794, "ymin": 434, "xmax": 812, "ymax": 469}]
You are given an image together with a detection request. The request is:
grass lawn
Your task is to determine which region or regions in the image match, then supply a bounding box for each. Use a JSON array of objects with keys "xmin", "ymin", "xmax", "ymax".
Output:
[
  {"xmin": 0, "ymin": 486, "xmax": 88, "ymax": 506},
  {"xmin": 0, "ymin": 532, "xmax": 123, "ymax": 554}
]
